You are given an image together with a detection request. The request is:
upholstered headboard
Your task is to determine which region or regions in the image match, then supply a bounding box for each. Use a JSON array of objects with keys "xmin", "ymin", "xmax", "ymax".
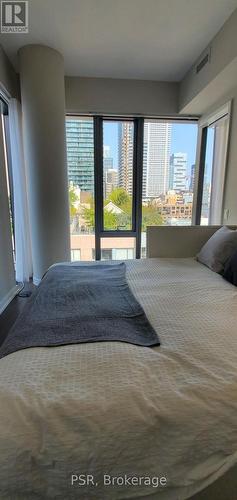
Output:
[{"xmin": 146, "ymin": 225, "xmax": 237, "ymax": 258}]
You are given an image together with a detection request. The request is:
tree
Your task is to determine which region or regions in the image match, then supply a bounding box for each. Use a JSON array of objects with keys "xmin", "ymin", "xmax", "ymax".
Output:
[
  {"xmin": 81, "ymin": 188, "xmax": 164, "ymax": 232},
  {"xmin": 82, "ymin": 207, "xmax": 94, "ymax": 228},
  {"xmin": 108, "ymin": 188, "xmax": 130, "ymax": 208},
  {"xmin": 69, "ymin": 186, "xmax": 79, "ymax": 217},
  {"xmin": 104, "ymin": 210, "xmax": 119, "ymax": 230},
  {"xmin": 83, "ymin": 206, "xmax": 119, "ymax": 230},
  {"xmin": 115, "ymin": 211, "xmax": 131, "ymax": 230},
  {"xmin": 142, "ymin": 204, "xmax": 163, "ymax": 231}
]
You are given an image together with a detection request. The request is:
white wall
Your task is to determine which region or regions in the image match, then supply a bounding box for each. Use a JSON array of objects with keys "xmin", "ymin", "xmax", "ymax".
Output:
[
  {"xmin": 65, "ymin": 76, "xmax": 179, "ymax": 116},
  {"xmin": 179, "ymin": 8, "xmax": 237, "ymax": 225},
  {"xmin": 222, "ymin": 87, "xmax": 237, "ymax": 224},
  {"xmin": 189, "ymin": 87, "xmax": 237, "ymax": 225},
  {"xmin": 179, "ymin": 9, "xmax": 237, "ymax": 113}
]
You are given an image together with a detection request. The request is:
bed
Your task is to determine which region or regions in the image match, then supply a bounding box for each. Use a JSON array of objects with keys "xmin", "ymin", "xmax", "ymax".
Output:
[{"xmin": 0, "ymin": 226, "xmax": 237, "ymax": 500}]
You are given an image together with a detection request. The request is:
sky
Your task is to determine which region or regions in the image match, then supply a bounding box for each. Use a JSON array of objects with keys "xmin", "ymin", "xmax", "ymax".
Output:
[
  {"xmin": 170, "ymin": 123, "xmax": 198, "ymax": 175},
  {"xmin": 103, "ymin": 122, "xmax": 119, "ymax": 167},
  {"xmin": 103, "ymin": 122, "xmax": 199, "ymax": 176},
  {"xmin": 205, "ymin": 126, "xmax": 215, "ymax": 181}
]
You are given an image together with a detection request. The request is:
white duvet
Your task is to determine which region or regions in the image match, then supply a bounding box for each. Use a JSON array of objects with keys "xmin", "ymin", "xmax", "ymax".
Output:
[{"xmin": 0, "ymin": 258, "xmax": 237, "ymax": 500}]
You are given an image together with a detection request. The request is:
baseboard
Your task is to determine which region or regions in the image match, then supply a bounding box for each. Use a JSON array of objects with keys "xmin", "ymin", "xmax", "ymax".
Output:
[
  {"xmin": 0, "ymin": 284, "xmax": 21, "ymax": 315},
  {"xmin": 33, "ymin": 276, "xmax": 41, "ymax": 286}
]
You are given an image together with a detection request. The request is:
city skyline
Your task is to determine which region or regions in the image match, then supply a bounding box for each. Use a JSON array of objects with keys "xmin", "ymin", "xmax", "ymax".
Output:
[
  {"xmin": 143, "ymin": 121, "xmax": 171, "ymax": 197},
  {"xmin": 104, "ymin": 121, "xmax": 195, "ymax": 199},
  {"xmin": 103, "ymin": 121, "xmax": 198, "ymax": 176},
  {"xmin": 66, "ymin": 118, "xmax": 212, "ymax": 189},
  {"xmin": 66, "ymin": 117, "xmax": 215, "ymax": 206},
  {"xmin": 66, "ymin": 118, "xmax": 201, "ymax": 204},
  {"xmin": 66, "ymin": 117, "xmax": 208, "ymax": 262},
  {"xmin": 66, "ymin": 118, "xmax": 94, "ymax": 192},
  {"xmin": 169, "ymin": 152, "xmax": 188, "ymax": 192}
]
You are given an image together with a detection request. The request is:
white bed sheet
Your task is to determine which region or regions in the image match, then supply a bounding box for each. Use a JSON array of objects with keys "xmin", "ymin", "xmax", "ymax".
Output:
[{"xmin": 0, "ymin": 258, "xmax": 237, "ymax": 500}]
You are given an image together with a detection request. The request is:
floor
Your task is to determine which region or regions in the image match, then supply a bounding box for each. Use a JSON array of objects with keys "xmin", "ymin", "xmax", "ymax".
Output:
[{"xmin": 0, "ymin": 282, "xmax": 35, "ymax": 347}]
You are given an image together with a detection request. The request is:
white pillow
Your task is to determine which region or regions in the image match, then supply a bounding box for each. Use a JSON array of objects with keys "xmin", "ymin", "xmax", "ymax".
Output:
[{"xmin": 197, "ymin": 226, "xmax": 237, "ymax": 273}]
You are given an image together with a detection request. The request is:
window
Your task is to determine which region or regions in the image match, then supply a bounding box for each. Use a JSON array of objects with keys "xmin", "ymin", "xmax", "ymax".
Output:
[
  {"xmin": 195, "ymin": 103, "xmax": 231, "ymax": 225},
  {"xmin": 92, "ymin": 245, "xmax": 135, "ymax": 260},
  {"xmin": 200, "ymin": 125, "xmax": 214, "ymax": 224},
  {"xmin": 101, "ymin": 237, "xmax": 135, "ymax": 260},
  {"xmin": 141, "ymin": 120, "xmax": 198, "ymax": 256},
  {"xmin": 66, "ymin": 114, "xmax": 229, "ymax": 259},
  {"xmin": 0, "ymin": 101, "xmax": 15, "ymax": 265},
  {"xmin": 112, "ymin": 248, "xmax": 134, "ymax": 260},
  {"xmin": 101, "ymin": 249, "xmax": 112, "ymax": 260},
  {"xmin": 93, "ymin": 116, "xmax": 139, "ymax": 261},
  {"xmin": 71, "ymin": 249, "xmax": 81, "ymax": 261},
  {"xmin": 66, "ymin": 116, "xmax": 95, "ymax": 261},
  {"xmin": 103, "ymin": 120, "xmax": 134, "ymax": 231}
]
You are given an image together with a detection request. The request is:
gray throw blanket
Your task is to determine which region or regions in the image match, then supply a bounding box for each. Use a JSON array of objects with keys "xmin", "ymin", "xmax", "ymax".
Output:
[{"xmin": 0, "ymin": 263, "xmax": 160, "ymax": 359}]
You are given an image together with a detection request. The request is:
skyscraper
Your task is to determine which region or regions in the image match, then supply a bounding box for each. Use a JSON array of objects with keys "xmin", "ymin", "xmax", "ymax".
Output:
[
  {"xmin": 105, "ymin": 169, "xmax": 118, "ymax": 198},
  {"xmin": 118, "ymin": 122, "xmax": 134, "ymax": 196},
  {"xmin": 66, "ymin": 118, "xmax": 94, "ymax": 193},
  {"xmin": 103, "ymin": 145, "xmax": 117, "ymax": 198},
  {"xmin": 143, "ymin": 122, "xmax": 171, "ymax": 198},
  {"xmin": 189, "ymin": 163, "xmax": 196, "ymax": 191},
  {"xmin": 142, "ymin": 139, "xmax": 148, "ymax": 199},
  {"xmin": 103, "ymin": 145, "xmax": 114, "ymax": 171},
  {"xmin": 169, "ymin": 152, "xmax": 188, "ymax": 192},
  {"xmin": 118, "ymin": 121, "xmax": 172, "ymax": 200}
]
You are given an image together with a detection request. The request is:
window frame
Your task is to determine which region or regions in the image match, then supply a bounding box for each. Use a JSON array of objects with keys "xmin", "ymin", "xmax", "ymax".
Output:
[
  {"xmin": 0, "ymin": 97, "xmax": 16, "ymax": 263},
  {"xmin": 192, "ymin": 101, "xmax": 231, "ymax": 225},
  {"xmin": 66, "ymin": 113, "xmax": 202, "ymax": 261},
  {"xmin": 94, "ymin": 116, "xmax": 144, "ymax": 260}
]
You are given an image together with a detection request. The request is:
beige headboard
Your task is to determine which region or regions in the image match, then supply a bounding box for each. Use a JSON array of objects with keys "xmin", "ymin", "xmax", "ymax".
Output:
[{"xmin": 147, "ymin": 225, "xmax": 237, "ymax": 258}]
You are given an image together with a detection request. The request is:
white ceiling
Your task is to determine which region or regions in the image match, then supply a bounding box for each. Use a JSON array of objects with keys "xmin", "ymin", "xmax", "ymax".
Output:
[{"xmin": 1, "ymin": 0, "xmax": 237, "ymax": 81}]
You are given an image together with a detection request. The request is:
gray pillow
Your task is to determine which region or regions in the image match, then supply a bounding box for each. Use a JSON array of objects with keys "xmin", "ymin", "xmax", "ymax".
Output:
[{"xmin": 197, "ymin": 226, "xmax": 237, "ymax": 273}]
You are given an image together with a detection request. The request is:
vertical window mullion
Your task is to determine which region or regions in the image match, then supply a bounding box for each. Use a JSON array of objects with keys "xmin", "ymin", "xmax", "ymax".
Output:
[
  {"xmin": 133, "ymin": 118, "xmax": 144, "ymax": 259},
  {"xmin": 194, "ymin": 126, "xmax": 207, "ymax": 225},
  {"xmin": 131, "ymin": 118, "xmax": 137, "ymax": 233},
  {"xmin": 3, "ymin": 115, "xmax": 15, "ymax": 242},
  {"xmin": 94, "ymin": 116, "xmax": 103, "ymax": 260}
]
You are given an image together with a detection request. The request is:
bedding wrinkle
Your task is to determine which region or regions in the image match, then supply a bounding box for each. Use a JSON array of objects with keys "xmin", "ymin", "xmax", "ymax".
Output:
[
  {"xmin": 0, "ymin": 264, "xmax": 160, "ymax": 359},
  {"xmin": 0, "ymin": 258, "xmax": 236, "ymax": 499}
]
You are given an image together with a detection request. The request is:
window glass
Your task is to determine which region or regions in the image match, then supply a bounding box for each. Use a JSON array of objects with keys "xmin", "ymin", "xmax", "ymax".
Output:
[
  {"xmin": 66, "ymin": 117, "xmax": 95, "ymax": 261},
  {"xmin": 200, "ymin": 126, "xmax": 214, "ymax": 225},
  {"xmin": 101, "ymin": 249, "xmax": 112, "ymax": 260},
  {"xmin": 71, "ymin": 249, "xmax": 81, "ymax": 261},
  {"xmin": 142, "ymin": 120, "xmax": 198, "ymax": 256},
  {"xmin": 1, "ymin": 113, "xmax": 15, "ymax": 265},
  {"xmin": 103, "ymin": 120, "xmax": 134, "ymax": 231},
  {"xmin": 66, "ymin": 117, "xmax": 199, "ymax": 260},
  {"xmin": 200, "ymin": 115, "xmax": 229, "ymax": 225}
]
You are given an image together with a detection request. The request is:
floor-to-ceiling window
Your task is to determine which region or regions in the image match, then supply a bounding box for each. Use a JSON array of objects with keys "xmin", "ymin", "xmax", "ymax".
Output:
[
  {"xmin": 194, "ymin": 103, "xmax": 231, "ymax": 226},
  {"xmin": 66, "ymin": 116, "xmax": 95, "ymax": 261},
  {"xmin": 141, "ymin": 120, "xmax": 198, "ymax": 256},
  {"xmin": 0, "ymin": 100, "xmax": 15, "ymax": 265},
  {"xmin": 200, "ymin": 115, "xmax": 230, "ymax": 225},
  {"xmin": 101, "ymin": 119, "xmax": 136, "ymax": 259},
  {"xmin": 66, "ymin": 111, "xmax": 230, "ymax": 261},
  {"xmin": 200, "ymin": 125, "xmax": 215, "ymax": 224},
  {"xmin": 103, "ymin": 120, "xmax": 134, "ymax": 231}
]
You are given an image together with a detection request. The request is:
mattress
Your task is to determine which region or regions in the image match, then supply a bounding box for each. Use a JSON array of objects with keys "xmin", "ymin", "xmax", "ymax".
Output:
[{"xmin": 0, "ymin": 257, "xmax": 237, "ymax": 500}]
